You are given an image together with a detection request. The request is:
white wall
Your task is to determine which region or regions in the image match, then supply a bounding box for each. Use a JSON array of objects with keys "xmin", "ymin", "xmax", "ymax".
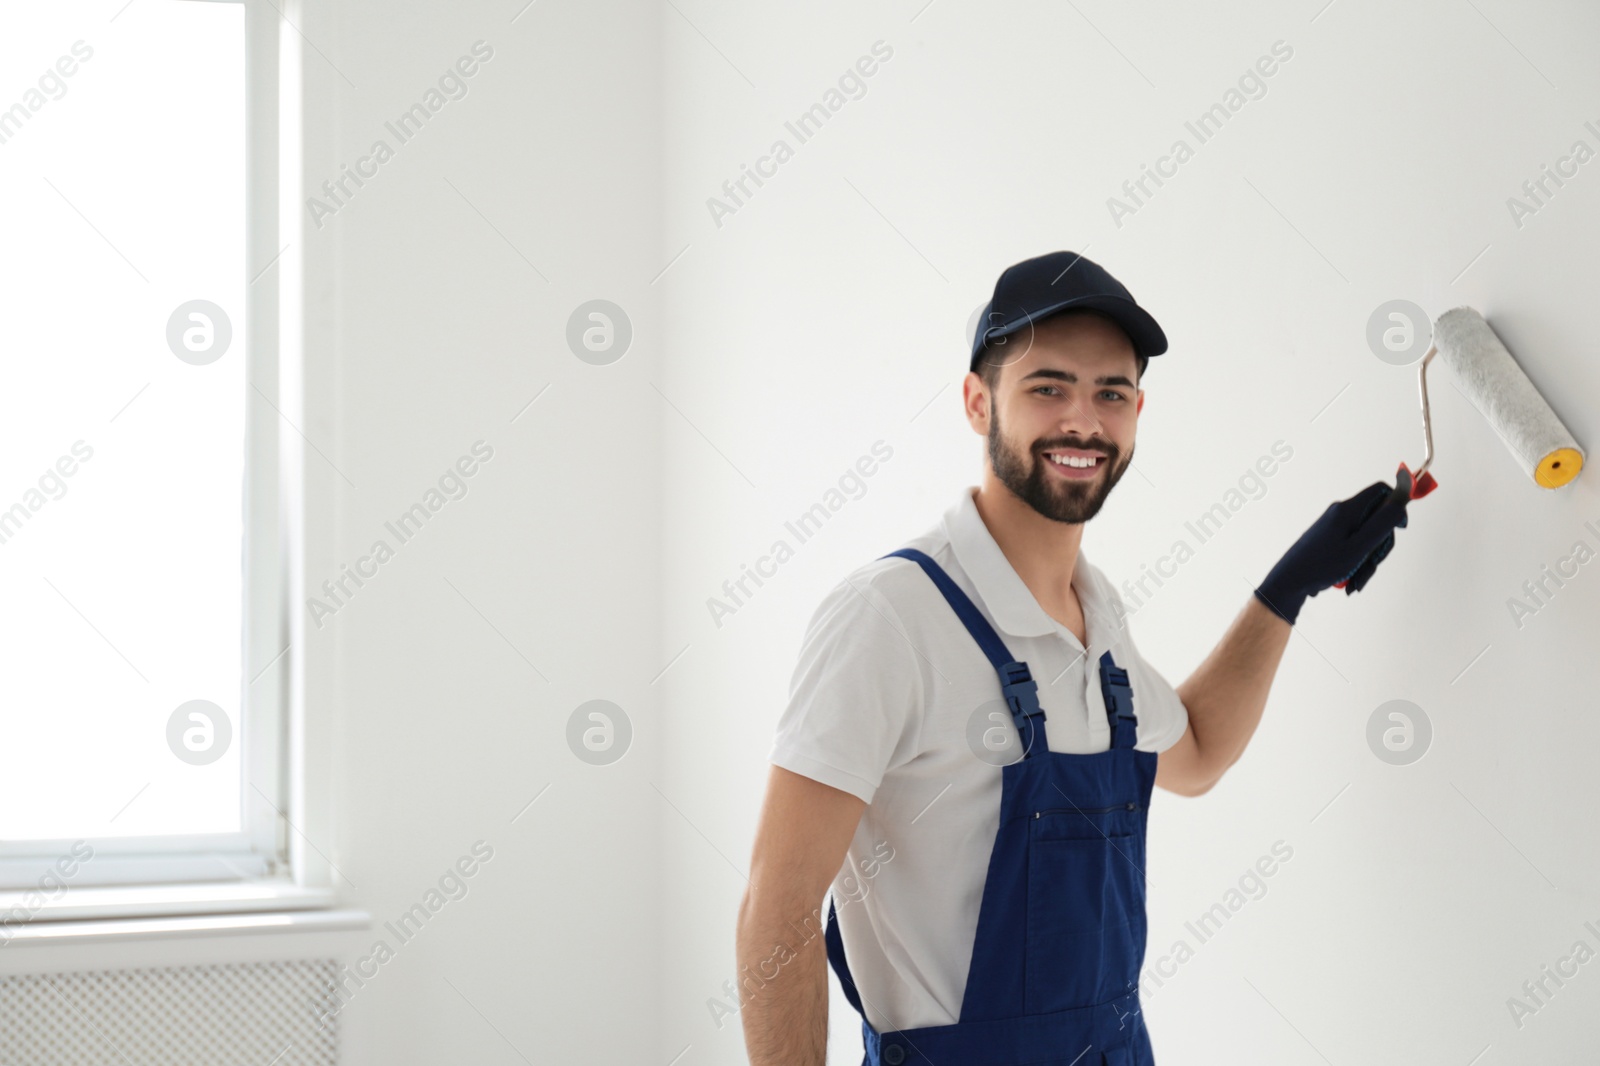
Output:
[
  {"xmin": 654, "ymin": 2, "xmax": 1600, "ymax": 1064},
  {"xmin": 303, "ymin": 0, "xmax": 1600, "ymax": 1063},
  {"xmin": 297, "ymin": 0, "xmax": 664, "ymax": 1061}
]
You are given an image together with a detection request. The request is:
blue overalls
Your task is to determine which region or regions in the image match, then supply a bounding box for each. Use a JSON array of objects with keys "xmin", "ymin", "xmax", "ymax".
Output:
[{"xmin": 825, "ymin": 548, "xmax": 1159, "ymax": 1066}]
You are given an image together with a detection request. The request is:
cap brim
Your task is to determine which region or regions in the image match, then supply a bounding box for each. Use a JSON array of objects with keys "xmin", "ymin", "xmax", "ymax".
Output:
[{"xmin": 971, "ymin": 296, "xmax": 1167, "ymax": 371}]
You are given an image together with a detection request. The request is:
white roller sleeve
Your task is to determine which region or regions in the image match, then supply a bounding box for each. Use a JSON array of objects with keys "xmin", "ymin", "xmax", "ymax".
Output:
[{"xmin": 1432, "ymin": 306, "xmax": 1584, "ymax": 485}]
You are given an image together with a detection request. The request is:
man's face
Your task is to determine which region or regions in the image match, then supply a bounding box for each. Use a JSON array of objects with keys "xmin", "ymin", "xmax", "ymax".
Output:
[{"xmin": 973, "ymin": 311, "xmax": 1144, "ymax": 524}]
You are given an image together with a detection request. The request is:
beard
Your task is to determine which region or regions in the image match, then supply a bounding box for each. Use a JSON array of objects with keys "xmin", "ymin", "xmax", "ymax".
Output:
[{"xmin": 987, "ymin": 402, "xmax": 1133, "ymax": 524}]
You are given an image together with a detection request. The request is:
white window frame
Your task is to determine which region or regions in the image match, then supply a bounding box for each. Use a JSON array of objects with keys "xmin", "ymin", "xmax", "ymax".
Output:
[{"xmin": 0, "ymin": 0, "xmax": 324, "ymax": 919}]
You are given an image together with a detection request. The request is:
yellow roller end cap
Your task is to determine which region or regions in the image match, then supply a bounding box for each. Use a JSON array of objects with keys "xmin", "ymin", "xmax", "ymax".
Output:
[{"xmin": 1536, "ymin": 447, "xmax": 1584, "ymax": 488}]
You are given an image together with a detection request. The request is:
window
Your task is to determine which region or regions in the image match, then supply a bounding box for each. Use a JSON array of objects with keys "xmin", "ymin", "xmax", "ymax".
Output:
[{"xmin": 0, "ymin": 0, "xmax": 290, "ymax": 894}]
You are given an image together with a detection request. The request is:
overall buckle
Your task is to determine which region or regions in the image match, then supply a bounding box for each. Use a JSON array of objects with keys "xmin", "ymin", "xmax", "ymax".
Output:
[
  {"xmin": 999, "ymin": 660, "xmax": 1047, "ymax": 754},
  {"xmin": 1099, "ymin": 650, "xmax": 1138, "ymax": 752},
  {"xmin": 1101, "ymin": 658, "xmax": 1135, "ymax": 719}
]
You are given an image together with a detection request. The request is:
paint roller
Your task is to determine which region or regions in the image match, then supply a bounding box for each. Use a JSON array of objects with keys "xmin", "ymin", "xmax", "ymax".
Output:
[
  {"xmin": 1420, "ymin": 306, "xmax": 1584, "ymax": 489},
  {"xmin": 1333, "ymin": 305, "xmax": 1585, "ymax": 589}
]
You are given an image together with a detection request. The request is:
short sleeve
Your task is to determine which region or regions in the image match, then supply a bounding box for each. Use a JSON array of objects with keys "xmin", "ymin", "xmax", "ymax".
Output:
[
  {"xmin": 1127, "ymin": 649, "xmax": 1190, "ymax": 753},
  {"xmin": 769, "ymin": 573, "xmax": 925, "ymax": 805},
  {"xmin": 1097, "ymin": 568, "xmax": 1189, "ymax": 753}
]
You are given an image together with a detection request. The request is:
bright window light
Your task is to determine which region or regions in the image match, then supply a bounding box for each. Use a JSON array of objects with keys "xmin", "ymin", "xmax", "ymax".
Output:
[{"xmin": 0, "ymin": 1, "xmax": 251, "ymax": 846}]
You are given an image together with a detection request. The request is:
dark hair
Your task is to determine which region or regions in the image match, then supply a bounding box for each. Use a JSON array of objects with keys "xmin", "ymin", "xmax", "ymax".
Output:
[{"xmin": 974, "ymin": 309, "xmax": 1148, "ymax": 390}]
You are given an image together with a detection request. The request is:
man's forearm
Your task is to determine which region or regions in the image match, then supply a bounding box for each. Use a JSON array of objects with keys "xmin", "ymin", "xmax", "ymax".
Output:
[
  {"xmin": 736, "ymin": 889, "xmax": 829, "ymax": 1066},
  {"xmin": 1175, "ymin": 594, "xmax": 1292, "ymax": 781}
]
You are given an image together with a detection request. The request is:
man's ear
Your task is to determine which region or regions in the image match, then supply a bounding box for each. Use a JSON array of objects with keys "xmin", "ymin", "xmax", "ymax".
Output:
[
  {"xmin": 1135, "ymin": 389, "xmax": 1144, "ymax": 417},
  {"xmin": 963, "ymin": 371, "xmax": 991, "ymax": 434}
]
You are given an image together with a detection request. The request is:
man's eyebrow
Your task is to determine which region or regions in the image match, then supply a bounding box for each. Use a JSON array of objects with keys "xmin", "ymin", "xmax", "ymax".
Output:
[{"xmin": 1018, "ymin": 368, "xmax": 1137, "ymax": 388}]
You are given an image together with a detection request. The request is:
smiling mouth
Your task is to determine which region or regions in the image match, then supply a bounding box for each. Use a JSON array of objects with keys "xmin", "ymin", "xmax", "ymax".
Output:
[{"xmin": 1041, "ymin": 448, "xmax": 1108, "ymax": 479}]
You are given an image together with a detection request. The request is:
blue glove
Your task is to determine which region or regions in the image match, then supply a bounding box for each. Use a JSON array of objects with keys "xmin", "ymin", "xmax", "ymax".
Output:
[{"xmin": 1254, "ymin": 468, "xmax": 1413, "ymax": 625}]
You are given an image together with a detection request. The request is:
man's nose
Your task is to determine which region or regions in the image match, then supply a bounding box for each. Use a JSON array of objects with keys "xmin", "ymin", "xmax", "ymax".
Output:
[{"xmin": 1054, "ymin": 388, "xmax": 1104, "ymax": 438}]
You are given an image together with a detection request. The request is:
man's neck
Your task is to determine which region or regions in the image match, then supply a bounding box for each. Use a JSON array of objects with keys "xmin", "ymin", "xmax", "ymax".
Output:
[{"xmin": 971, "ymin": 477, "xmax": 1085, "ymax": 620}]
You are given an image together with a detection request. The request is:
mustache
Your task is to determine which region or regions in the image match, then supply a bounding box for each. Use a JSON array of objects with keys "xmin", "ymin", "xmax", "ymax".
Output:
[{"xmin": 1036, "ymin": 438, "xmax": 1116, "ymax": 456}]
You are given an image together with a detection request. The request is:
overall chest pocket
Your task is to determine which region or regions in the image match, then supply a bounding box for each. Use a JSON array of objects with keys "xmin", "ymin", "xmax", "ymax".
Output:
[{"xmin": 1024, "ymin": 810, "xmax": 1147, "ymax": 1014}]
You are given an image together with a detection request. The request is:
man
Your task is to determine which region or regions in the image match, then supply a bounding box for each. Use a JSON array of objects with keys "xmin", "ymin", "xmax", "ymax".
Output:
[{"xmin": 737, "ymin": 251, "xmax": 1417, "ymax": 1065}]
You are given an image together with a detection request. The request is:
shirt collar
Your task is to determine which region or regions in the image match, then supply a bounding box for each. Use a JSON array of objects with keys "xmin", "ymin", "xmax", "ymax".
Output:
[{"xmin": 941, "ymin": 485, "xmax": 1107, "ymax": 643}]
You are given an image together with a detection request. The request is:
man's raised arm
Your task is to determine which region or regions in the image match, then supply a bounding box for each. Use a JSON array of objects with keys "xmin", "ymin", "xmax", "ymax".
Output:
[
  {"xmin": 1156, "ymin": 594, "xmax": 1290, "ymax": 796},
  {"xmin": 1158, "ymin": 469, "xmax": 1419, "ymax": 796}
]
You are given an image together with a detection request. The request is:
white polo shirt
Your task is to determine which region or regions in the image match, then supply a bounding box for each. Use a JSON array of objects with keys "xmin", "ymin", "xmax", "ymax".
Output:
[{"xmin": 768, "ymin": 485, "xmax": 1190, "ymax": 1034}]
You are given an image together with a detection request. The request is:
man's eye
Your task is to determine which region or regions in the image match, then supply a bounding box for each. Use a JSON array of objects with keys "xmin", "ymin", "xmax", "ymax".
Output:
[{"xmin": 1101, "ymin": 390, "xmax": 1126, "ymax": 401}]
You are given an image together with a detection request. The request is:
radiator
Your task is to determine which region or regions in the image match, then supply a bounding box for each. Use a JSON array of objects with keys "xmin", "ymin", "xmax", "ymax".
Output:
[{"xmin": 0, "ymin": 959, "xmax": 340, "ymax": 1065}]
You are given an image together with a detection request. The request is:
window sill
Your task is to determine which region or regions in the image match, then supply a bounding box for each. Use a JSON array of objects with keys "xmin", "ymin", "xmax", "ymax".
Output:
[
  {"xmin": 1, "ymin": 906, "xmax": 371, "ymax": 947},
  {"xmin": 0, "ymin": 881, "xmax": 353, "ymax": 928}
]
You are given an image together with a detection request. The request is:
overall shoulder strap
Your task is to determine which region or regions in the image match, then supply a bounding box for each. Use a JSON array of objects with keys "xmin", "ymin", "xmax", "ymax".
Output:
[
  {"xmin": 879, "ymin": 548, "xmax": 1048, "ymax": 757},
  {"xmin": 1098, "ymin": 649, "xmax": 1138, "ymax": 749}
]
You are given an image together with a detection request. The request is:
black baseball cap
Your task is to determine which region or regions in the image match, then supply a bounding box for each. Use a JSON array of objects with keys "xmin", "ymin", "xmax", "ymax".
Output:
[{"xmin": 970, "ymin": 251, "xmax": 1167, "ymax": 373}]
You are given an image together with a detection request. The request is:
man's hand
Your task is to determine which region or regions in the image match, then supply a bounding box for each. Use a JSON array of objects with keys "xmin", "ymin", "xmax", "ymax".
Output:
[{"xmin": 1253, "ymin": 464, "xmax": 1419, "ymax": 626}]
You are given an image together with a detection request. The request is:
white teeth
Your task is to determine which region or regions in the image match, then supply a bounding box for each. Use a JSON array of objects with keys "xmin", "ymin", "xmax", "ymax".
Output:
[{"xmin": 1048, "ymin": 453, "xmax": 1100, "ymax": 468}]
